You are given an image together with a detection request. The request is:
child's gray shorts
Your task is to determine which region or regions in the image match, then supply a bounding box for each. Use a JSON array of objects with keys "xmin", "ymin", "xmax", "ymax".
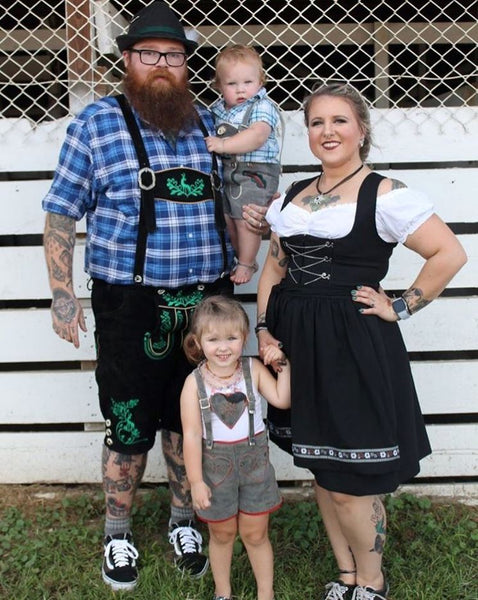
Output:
[
  {"xmin": 196, "ymin": 430, "xmax": 282, "ymax": 522},
  {"xmin": 223, "ymin": 161, "xmax": 281, "ymax": 219}
]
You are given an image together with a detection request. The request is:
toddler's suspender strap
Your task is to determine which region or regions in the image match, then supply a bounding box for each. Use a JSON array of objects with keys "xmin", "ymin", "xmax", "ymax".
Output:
[
  {"xmin": 241, "ymin": 357, "xmax": 256, "ymax": 446},
  {"xmin": 193, "ymin": 369, "xmax": 214, "ymax": 449}
]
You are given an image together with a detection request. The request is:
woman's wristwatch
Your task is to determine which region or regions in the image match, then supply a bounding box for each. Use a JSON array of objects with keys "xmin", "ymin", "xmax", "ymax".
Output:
[{"xmin": 392, "ymin": 297, "xmax": 411, "ymax": 320}]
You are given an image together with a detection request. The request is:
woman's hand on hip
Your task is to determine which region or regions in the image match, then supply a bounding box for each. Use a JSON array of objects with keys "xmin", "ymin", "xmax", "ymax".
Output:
[{"xmin": 351, "ymin": 285, "xmax": 398, "ymax": 322}]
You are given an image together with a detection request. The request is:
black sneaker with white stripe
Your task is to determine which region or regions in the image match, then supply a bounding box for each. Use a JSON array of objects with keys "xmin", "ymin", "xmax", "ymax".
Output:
[
  {"xmin": 102, "ymin": 532, "xmax": 139, "ymax": 591},
  {"xmin": 168, "ymin": 519, "xmax": 209, "ymax": 577}
]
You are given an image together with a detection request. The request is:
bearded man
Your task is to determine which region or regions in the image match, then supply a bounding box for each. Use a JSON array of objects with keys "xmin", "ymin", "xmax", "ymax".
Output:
[{"xmin": 42, "ymin": 2, "xmax": 235, "ymax": 591}]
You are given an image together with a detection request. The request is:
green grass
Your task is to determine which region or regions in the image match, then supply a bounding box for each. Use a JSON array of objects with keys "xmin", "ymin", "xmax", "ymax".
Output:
[{"xmin": 0, "ymin": 486, "xmax": 477, "ymax": 599}]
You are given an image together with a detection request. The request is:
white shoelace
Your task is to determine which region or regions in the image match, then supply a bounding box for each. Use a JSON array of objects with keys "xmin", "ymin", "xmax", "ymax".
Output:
[
  {"xmin": 353, "ymin": 585, "xmax": 387, "ymax": 600},
  {"xmin": 324, "ymin": 581, "xmax": 350, "ymax": 600},
  {"xmin": 168, "ymin": 524, "xmax": 203, "ymax": 555},
  {"xmin": 104, "ymin": 537, "xmax": 139, "ymax": 569}
]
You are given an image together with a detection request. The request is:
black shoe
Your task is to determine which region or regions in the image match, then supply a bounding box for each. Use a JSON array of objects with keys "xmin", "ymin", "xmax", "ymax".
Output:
[
  {"xmin": 168, "ymin": 519, "xmax": 209, "ymax": 578},
  {"xmin": 102, "ymin": 532, "xmax": 139, "ymax": 591},
  {"xmin": 352, "ymin": 579, "xmax": 389, "ymax": 600},
  {"xmin": 323, "ymin": 580, "xmax": 356, "ymax": 600}
]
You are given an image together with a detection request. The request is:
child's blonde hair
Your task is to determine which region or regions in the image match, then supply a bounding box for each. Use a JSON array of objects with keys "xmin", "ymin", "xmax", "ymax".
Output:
[
  {"xmin": 184, "ymin": 295, "xmax": 250, "ymax": 364},
  {"xmin": 213, "ymin": 44, "xmax": 266, "ymax": 90}
]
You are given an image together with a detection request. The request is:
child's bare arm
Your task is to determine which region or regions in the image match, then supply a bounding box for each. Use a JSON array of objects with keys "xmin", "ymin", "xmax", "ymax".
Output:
[
  {"xmin": 180, "ymin": 374, "xmax": 212, "ymax": 509},
  {"xmin": 205, "ymin": 121, "xmax": 271, "ymax": 155},
  {"xmin": 252, "ymin": 357, "xmax": 291, "ymax": 409}
]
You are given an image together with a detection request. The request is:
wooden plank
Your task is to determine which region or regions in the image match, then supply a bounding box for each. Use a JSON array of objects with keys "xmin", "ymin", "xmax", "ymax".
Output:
[
  {"xmin": 2, "ymin": 108, "xmax": 478, "ymax": 172},
  {"xmin": 411, "ymin": 361, "xmax": 478, "ymax": 415},
  {"xmin": 0, "ymin": 245, "xmax": 89, "ymax": 300},
  {"xmin": 1, "ymin": 229, "xmax": 475, "ymax": 300},
  {"xmin": 279, "ymin": 109, "xmax": 478, "ymax": 165},
  {"xmin": 65, "ymin": 0, "xmax": 92, "ymax": 81},
  {"xmin": 382, "ymin": 234, "xmax": 476, "ymax": 290},
  {"xmin": 1, "ymin": 360, "xmax": 476, "ymax": 425},
  {"xmin": 0, "ymin": 308, "xmax": 95, "ymax": 362},
  {"xmin": 237, "ymin": 233, "xmax": 476, "ymax": 295},
  {"xmin": 278, "ymin": 168, "xmax": 478, "ymax": 223},
  {"xmin": 0, "ymin": 423, "xmax": 474, "ymax": 483},
  {"xmin": 240, "ymin": 295, "xmax": 478, "ymax": 356},
  {"xmin": 91, "ymin": 0, "xmax": 127, "ymax": 55},
  {"xmin": 3, "ymin": 168, "xmax": 474, "ymax": 236},
  {"xmin": 1, "ymin": 371, "xmax": 99, "ymax": 424},
  {"xmin": 0, "ymin": 180, "xmax": 86, "ymax": 235},
  {"xmin": 0, "ymin": 295, "xmax": 477, "ymax": 363},
  {"xmin": 198, "ymin": 21, "xmax": 478, "ymax": 48}
]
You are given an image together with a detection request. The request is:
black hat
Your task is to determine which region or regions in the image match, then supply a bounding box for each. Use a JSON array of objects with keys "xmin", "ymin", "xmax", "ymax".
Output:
[{"xmin": 116, "ymin": 2, "xmax": 198, "ymax": 54}]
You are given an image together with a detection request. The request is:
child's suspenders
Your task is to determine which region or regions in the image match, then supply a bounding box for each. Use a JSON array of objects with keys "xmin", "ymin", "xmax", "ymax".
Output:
[{"xmin": 193, "ymin": 356, "xmax": 256, "ymax": 449}]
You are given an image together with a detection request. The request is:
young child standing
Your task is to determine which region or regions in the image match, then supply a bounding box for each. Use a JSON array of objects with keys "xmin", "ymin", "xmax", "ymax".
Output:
[
  {"xmin": 206, "ymin": 45, "xmax": 282, "ymax": 285},
  {"xmin": 180, "ymin": 295, "xmax": 290, "ymax": 600}
]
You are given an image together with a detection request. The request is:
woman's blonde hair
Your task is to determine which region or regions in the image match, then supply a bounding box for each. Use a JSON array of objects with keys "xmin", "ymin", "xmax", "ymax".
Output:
[
  {"xmin": 213, "ymin": 44, "xmax": 266, "ymax": 90},
  {"xmin": 183, "ymin": 295, "xmax": 250, "ymax": 364},
  {"xmin": 303, "ymin": 81, "xmax": 373, "ymax": 162}
]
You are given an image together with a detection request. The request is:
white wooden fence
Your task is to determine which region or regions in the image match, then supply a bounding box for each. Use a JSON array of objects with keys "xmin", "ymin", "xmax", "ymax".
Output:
[{"xmin": 1, "ymin": 108, "xmax": 477, "ymax": 502}]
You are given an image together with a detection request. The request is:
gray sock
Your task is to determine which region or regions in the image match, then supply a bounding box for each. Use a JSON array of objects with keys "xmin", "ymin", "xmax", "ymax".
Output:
[
  {"xmin": 104, "ymin": 515, "xmax": 131, "ymax": 537},
  {"xmin": 169, "ymin": 505, "xmax": 194, "ymax": 527}
]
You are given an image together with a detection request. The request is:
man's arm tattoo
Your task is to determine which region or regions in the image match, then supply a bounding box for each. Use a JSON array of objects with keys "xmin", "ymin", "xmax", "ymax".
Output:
[
  {"xmin": 44, "ymin": 214, "xmax": 76, "ymax": 286},
  {"xmin": 403, "ymin": 287, "xmax": 430, "ymax": 315},
  {"xmin": 162, "ymin": 430, "xmax": 191, "ymax": 506}
]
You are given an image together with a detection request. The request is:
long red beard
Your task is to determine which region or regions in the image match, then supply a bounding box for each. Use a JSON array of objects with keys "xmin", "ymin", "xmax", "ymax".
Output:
[{"xmin": 122, "ymin": 67, "xmax": 197, "ymax": 136}]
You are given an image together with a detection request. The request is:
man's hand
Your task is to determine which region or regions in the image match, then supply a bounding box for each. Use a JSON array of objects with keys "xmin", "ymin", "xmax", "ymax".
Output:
[
  {"xmin": 44, "ymin": 212, "xmax": 87, "ymax": 348},
  {"xmin": 51, "ymin": 288, "xmax": 87, "ymax": 348}
]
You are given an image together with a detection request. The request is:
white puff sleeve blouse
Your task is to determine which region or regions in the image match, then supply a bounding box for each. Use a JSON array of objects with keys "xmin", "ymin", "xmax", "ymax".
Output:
[{"xmin": 266, "ymin": 187, "xmax": 434, "ymax": 244}]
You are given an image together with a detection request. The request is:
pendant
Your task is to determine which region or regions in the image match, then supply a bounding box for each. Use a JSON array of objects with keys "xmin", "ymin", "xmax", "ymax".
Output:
[{"xmin": 310, "ymin": 193, "xmax": 332, "ymax": 211}]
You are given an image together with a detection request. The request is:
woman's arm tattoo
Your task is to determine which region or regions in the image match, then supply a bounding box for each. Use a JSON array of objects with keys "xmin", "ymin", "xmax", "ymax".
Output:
[
  {"xmin": 403, "ymin": 287, "xmax": 430, "ymax": 314},
  {"xmin": 271, "ymin": 238, "xmax": 289, "ymax": 267}
]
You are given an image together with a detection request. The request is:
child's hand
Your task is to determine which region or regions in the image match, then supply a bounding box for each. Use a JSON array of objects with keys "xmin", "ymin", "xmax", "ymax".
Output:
[
  {"xmin": 205, "ymin": 136, "xmax": 225, "ymax": 154},
  {"xmin": 191, "ymin": 481, "xmax": 212, "ymax": 510},
  {"xmin": 262, "ymin": 343, "xmax": 287, "ymax": 368}
]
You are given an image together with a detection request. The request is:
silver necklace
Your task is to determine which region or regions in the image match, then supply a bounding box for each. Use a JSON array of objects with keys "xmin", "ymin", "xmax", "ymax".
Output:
[{"xmin": 310, "ymin": 164, "xmax": 364, "ymax": 211}]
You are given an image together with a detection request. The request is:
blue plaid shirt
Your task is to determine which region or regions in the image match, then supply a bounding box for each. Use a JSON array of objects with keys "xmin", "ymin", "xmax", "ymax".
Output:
[
  {"xmin": 42, "ymin": 97, "xmax": 233, "ymax": 287},
  {"xmin": 211, "ymin": 87, "xmax": 280, "ymax": 163}
]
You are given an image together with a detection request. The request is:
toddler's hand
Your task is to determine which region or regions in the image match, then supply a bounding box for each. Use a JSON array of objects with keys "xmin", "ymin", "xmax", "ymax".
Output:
[{"xmin": 205, "ymin": 136, "xmax": 224, "ymax": 154}]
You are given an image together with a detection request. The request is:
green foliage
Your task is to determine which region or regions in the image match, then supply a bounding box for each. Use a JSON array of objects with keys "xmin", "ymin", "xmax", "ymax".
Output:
[{"xmin": 0, "ymin": 488, "xmax": 476, "ymax": 599}]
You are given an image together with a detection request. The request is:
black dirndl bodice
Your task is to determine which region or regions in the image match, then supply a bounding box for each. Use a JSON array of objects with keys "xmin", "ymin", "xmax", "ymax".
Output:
[{"xmin": 266, "ymin": 173, "xmax": 431, "ymax": 495}]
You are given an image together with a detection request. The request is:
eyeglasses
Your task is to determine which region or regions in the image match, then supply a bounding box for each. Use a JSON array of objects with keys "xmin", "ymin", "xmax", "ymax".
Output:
[{"xmin": 129, "ymin": 49, "xmax": 187, "ymax": 67}]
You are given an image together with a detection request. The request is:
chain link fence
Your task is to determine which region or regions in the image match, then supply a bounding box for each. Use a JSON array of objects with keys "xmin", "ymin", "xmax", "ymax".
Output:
[{"xmin": 1, "ymin": 0, "xmax": 477, "ymax": 135}]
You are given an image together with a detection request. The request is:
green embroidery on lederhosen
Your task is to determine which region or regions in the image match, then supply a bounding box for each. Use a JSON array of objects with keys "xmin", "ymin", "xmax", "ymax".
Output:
[
  {"xmin": 166, "ymin": 172, "xmax": 205, "ymax": 197},
  {"xmin": 144, "ymin": 288, "xmax": 205, "ymax": 360},
  {"xmin": 111, "ymin": 398, "xmax": 148, "ymax": 446}
]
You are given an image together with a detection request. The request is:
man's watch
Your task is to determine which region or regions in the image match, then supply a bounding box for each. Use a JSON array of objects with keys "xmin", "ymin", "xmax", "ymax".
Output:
[{"xmin": 392, "ymin": 297, "xmax": 411, "ymax": 320}]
